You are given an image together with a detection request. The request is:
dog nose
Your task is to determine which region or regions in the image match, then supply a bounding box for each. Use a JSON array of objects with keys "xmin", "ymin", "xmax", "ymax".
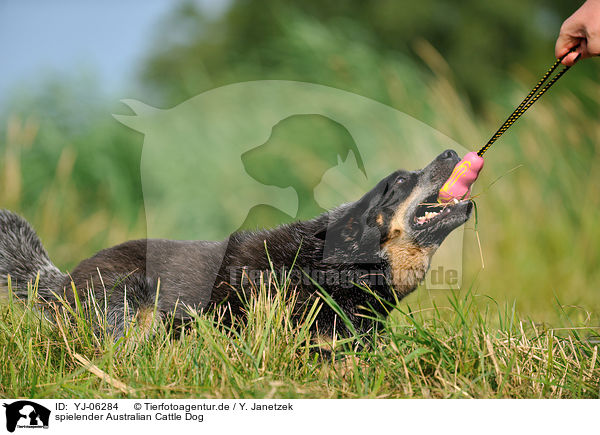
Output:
[{"xmin": 441, "ymin": 149, "xmax": 458, "ymax": 160}]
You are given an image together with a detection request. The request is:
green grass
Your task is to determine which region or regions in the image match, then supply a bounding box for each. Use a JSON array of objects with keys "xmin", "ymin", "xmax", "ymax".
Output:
[{"xmin": 1, "ymin": 277, "xmax": 598, "ymax": 399}]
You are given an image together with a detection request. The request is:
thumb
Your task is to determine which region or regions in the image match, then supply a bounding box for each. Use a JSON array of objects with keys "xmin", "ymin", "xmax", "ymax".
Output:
[
  {"xmin": 562, "ymin": 51, "xmax": 581, "ymax": 66},
  {"xmin": 555, "ymin": 33, "xmax": 580, "ymax": 60}
]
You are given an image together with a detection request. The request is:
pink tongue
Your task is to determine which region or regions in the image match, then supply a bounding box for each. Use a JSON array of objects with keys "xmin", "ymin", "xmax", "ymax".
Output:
[{"xmin": 438, "ymin": 152, "xmax": 484, "ymax": 203}]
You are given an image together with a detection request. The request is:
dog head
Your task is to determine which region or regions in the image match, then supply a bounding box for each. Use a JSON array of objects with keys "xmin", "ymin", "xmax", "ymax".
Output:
[
  {"xmin": 318, "ymin": 149, "xmax": 473, "ymax": 294},
  {"xmin": 375, "ymin": 149, "xmax": 473, "ymax": 247}
]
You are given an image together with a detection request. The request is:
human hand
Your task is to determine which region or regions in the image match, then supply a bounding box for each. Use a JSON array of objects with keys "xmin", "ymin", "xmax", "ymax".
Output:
[{"xmin": 556, "ymin": 0, "xmax": 600, "ymax": 66}]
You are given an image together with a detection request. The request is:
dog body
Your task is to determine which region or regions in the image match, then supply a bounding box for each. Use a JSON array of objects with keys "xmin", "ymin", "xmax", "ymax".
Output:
[{"xmin": 0, "ymin": 150, "xmax": 471, "ymax": 337}]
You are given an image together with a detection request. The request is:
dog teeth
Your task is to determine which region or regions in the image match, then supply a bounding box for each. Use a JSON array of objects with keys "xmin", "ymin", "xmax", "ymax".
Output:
[
  {"xmin": 453, "ymin": 198, "xmax": 459, "ymax": 204},
  {"xmin": 416, "ymin": 208, "xmax": 445, "ymax": 225},
  {"xmin": 417, "ymin": 211, "xmax": 439, "ymax": 224}
]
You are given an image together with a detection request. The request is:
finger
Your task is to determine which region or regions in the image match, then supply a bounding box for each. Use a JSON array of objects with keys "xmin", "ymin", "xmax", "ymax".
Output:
[
  {"xmin": 555, "ymin": 33, "xmax": 580, "ymax": 59},
  {"xmin": 562, "ymin": 51, "xmax": 582, "ymax": 66},
  {"xmin": 557, "ymin": 41, "xmax": 583, "ymax": 66}
]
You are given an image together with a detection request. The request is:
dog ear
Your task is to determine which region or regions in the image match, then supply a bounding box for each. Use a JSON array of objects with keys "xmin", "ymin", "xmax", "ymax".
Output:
[
  {"xmin": 315, "ymin": 200, "xmax": 383, "ymax": 264},
  {"xmin": 314, "ymin": 200, "xmax": 366, "ymax": 242}
]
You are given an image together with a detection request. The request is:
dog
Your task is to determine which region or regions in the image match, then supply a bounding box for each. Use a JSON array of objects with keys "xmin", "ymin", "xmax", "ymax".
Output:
[{"xmin": 0, "ymin": 149, "xmax": 471, "ymax": 338}]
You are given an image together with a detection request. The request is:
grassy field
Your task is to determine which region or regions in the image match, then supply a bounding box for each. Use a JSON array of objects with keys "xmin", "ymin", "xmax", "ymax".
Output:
[
  {"xmin": 1, "ymin": 277, "xmax": 598, "ymax": 399},
  {"xmin": 1, "ymin": 39, "xmax": 599, "ymax": 398}
]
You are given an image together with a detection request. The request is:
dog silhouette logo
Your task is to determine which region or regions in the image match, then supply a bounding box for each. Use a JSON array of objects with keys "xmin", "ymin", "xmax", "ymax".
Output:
[
  {"xmin": 113, "ymin": 80, "xmax": 462, "ymax": 242},
  {"xmin": 3, "ymin": 401, "xmax": 50, "ymax": 432},
  {"xmin": 239, "ymin": 114, "xmax": 366, "ymax": 231},
  {"xmin": 114, "ymin": 80, "xmax": 470, "ymax": 287}
]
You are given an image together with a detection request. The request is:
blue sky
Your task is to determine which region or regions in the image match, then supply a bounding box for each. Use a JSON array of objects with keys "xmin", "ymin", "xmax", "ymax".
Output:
[{"xmin": 0, "ymin": 0, "xmax": 229, "ymax": 107}]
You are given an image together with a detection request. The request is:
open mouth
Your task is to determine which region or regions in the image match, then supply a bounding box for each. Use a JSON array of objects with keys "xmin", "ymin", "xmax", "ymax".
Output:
[{"xmin": 412, "ymin": 193, "xmax": 471, "ymax": 229}]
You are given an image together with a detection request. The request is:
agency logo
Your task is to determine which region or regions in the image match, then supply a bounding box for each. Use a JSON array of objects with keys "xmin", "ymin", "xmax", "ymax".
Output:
[
  {"xmin": 3, "ymin": 401, "xmax": 50, "ymax": 433},
  {"xmin": 115, "ymin": 80, "xmax": 470, "ymax": 289}
]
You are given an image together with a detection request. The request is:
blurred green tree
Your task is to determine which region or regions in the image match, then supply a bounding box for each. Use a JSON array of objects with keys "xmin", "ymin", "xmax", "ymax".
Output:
[{"xmin": 140, "ymin": 0, "xmax": 576, "ymax": 107}]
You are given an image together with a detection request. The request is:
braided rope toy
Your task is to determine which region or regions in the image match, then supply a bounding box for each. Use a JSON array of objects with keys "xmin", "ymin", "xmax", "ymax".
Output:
[{"xmin": 438, "ymin": 52, "xmax": 574, "ymax": 203}]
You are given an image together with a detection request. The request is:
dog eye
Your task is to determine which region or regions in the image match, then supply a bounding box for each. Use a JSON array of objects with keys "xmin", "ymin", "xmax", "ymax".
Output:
[{"xmin": 396, "ymin": 176, "xmax": 407, "ymax": 184}]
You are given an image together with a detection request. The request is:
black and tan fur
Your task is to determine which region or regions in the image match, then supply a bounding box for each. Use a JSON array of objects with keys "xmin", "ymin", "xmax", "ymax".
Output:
[{"xmin": 0, "ymin": 150, "xmax": 472, "ymax": 338}]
